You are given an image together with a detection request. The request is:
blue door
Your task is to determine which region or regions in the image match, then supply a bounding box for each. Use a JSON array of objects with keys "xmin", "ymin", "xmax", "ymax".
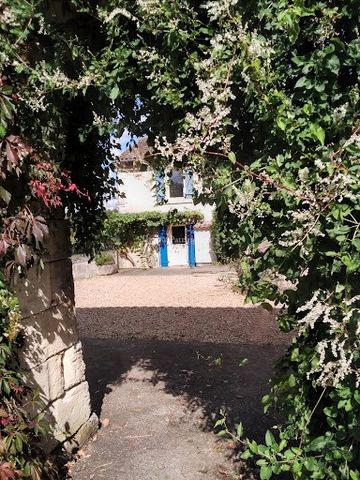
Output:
[
  {"xmin": 159, "ymin": 226, "xmax": 169, "ymax": 267},
  {"xmin": 187, "ymin": 224, "xmax": 196, "ymax": 267}
]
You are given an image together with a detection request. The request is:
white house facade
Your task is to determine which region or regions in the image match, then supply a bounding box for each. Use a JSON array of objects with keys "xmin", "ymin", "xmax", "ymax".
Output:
[{"xmin": 116, "ymin": 138, "xmax": 215, "ymax": 267}]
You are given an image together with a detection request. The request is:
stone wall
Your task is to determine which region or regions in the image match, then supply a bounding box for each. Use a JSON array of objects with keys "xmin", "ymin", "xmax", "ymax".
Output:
[
  {"xmin": 72, "ymin": 253, "xmax": 118, "ymax": 280},
  {"xmin": 13, "ymin": 211, "xmax": 98, "ymax": 452},
  {"xmin": 72, "ymin": 246, "xmax": 159, "ymax": 280}
]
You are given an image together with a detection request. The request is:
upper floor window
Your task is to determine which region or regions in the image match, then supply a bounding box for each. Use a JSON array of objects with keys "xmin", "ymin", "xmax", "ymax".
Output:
[
  {"xmin": 169, "ymin": 170, "xmax": 184, "ymax": 198},
  {"xmin": 155, "ymin": 169, "xmax": 194, "ymax": 204}
]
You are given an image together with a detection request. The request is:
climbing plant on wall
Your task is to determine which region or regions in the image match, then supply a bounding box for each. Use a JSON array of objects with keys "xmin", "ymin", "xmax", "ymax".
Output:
[{"xmin": 99, "ymin": 210, "xmax": 204, "ymax": 252}]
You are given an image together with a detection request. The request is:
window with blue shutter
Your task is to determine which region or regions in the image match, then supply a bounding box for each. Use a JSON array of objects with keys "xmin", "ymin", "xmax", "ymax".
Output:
[{"xmin": 154, "ymin": 170, "xmax": 166, "ymax": 204}]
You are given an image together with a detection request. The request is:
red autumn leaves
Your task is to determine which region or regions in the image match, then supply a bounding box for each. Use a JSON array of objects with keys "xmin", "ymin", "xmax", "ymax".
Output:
[{"xmin": 29, "ymin": 161, "xmax": 85, "ymax": 208}]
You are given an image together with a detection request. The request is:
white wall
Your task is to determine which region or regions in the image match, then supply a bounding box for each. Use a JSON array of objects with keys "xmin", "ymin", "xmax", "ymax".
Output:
[
  {"xmin": 117, "ymin": 171, "xmax": 214, "ymax": 222},
  {"xmin": 195, "ymin": 230, "xmax": 215, "ymax": 264}
]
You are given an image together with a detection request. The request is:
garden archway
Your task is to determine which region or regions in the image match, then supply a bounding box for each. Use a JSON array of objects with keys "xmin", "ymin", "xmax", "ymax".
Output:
[{"xmin": 2, "ymin": 1, "xmax": 359, "ymax": 478}]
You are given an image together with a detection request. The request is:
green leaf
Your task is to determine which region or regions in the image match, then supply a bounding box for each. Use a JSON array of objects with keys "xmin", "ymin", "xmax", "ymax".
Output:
[
  {"xmin": 260, "ymin": 465, "xmax": 272, "ymax": 480},
  {"xmin": 352, "ymin": 238, "xmax": 360, "ymax": 252},
  {"xmin": 276, "ymin": 117, "xmax": 286, "ymax": 131},
  {"xmin": 248, "ymin": 441, "xmax": 259, "ymax": 454},
  {"xmin": 2, "ymin": 379, "xmax": 10, "ymax": 395},
  {"xmin": 0, "ymin": 124, "xmax": 6, "ymax": 138},
  {"xmin": 310, "ymin": 124, "xmax": 325, "ymax": 145},
  {"xmin": 237, "ymin": 422, "xmax": 244, "ymax": 438},
  {"xmin": 240, "ymin": 449, "xmax": 252, "ymax": 460},
  {"xmin": 214, "ymin": 418, "xmax": 225, "ymax": 428},
  {"xmin": 110, "ymin": 85, "xmax": 120, "ymax": 100},
  {"xmin": 15, "ymin": 434, "xmax": 23, "ymax": 452},
  {"xmin": 304, "ymin": 458, "xmax": 317, "ymax": 472},
  {"xmin": 228, "ymin": 152, "xmax": 236, "ymax": 164},
  {"xmin": 327, "ymin": 55, "xmax": 340, "ymax": 73},
  {"xmin": 288, "ymin": 373, "xmax": 296, "ymax": 387},
  {"xmin": 294, "ymin": 76, "xmax": 307, "ymax": 88},
  {"xmin": 354, "ymin": 391, "xmax": 360, "ymax": 405},
  {"xmin": 307, "ymin": 436, "xmax": 328, "ymax": 452},
  {"xmin": 261, "ymin": 302, "xmax": 273, "ymax": 312},
  {"xmin": 265, "ymin": 430, "xmax": 276, "ymax": 447}
]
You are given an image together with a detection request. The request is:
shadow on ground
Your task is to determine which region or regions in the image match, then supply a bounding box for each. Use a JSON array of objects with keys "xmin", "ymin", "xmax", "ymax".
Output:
[{"xmin": 78, "ymin": 305, "xmax": 290, "ymax": 441}]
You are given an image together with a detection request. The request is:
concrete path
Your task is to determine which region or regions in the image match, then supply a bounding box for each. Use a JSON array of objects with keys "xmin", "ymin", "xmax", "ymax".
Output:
[{"xmin": 71, "ymin": 266, "xmax": 290, "ymax": 480}]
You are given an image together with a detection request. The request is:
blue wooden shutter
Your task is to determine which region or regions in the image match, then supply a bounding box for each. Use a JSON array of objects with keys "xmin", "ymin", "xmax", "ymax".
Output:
[
  {"xmin": 159, "ymin": 226, "xmax": 169, "ymax": 267},
  {"xmin": 187, "ymin": 224, "xmax": 196, "ymax": 267},
  {"xmin": 154, "ymin": 170, "xmax": 166, "ymax": 204}
]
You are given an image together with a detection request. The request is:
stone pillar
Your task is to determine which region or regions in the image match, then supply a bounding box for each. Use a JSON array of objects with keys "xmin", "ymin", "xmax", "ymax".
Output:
[{"xmin": 13, "ymin": 211, "xmax": 98, "ymax": 452}]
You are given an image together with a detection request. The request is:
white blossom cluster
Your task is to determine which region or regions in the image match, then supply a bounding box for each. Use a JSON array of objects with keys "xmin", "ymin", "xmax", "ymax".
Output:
[
  {"xmin": 273, "ymin": 138, "xmax": 360, "ymax": 255},
  {"xmin": 140, "ymin": 48, "xmax": 173, "ymax": 86},
  {"xmin": 104, "ymin": 7, "xmax": 138, "ymax": 23},
  {"xmin": 136, "ymin": 0, "xmax": 163, "ymax": 16},
  {"xmin": 297, "ymin": 291, "xmax": 331, "ymax": 332},
  {"xmin": 228, "ymin": 182, "xmax": 268, "ymax": 221},
  {"xmin": 314, "ymin": 14, "xmax": 337, "ymax": 46},
  {"xmin": 333, "ymin": 103, "xmax": 349, "ymax": 124},
  {"xmin": 278, "ymin": 208, "xmax": 323, "ymax": 256},
  {"xmin": 297, "ymin": 291, "xmax": 360, "ymax": 387},
  {"xmin": 141, "ymin": 0, "xmax": 274, "ymax": 179},
  {"xmin": 154, "ymin": 21, "xmax": 246, "ymax": 164},
  {"xmin": 202, "ymin": 0, "xmax": 239, "ymax": 21},
  {"xmin": 14, "ymin": 60, "xmax": 102, "ymax": 112},
  {"xmin": 247, "ymin": 31, "xmax": 274, "ymax": 65},
  {"xmin": 342, "ymin": 132, "xmax": 360, "ymax": 150},
  {"xmin": 92, "ymin": 111, "xmax": 112, "ymax": 130},
  {"xmin": 313, "ymin": 147, "xmax": 360, "ymax": 205},
  {"xmin": 0, "ymin": 5, "xmax": 17, "ymax": 26},
  {"xmin": 16, "ymin": 81, "xmax": 48, "ymax": 112}
]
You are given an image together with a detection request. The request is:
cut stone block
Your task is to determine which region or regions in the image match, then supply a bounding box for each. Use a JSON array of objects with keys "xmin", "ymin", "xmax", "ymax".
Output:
[
  {"xmin": 72, "ymin": 259, "xmax": 118, "ymax": 280},
  {"xmin": 63, "ymin": 412, "xmax": 99, "ymax": 453},
  {"xmin": 44, "ymin": 218, "xmax": 72, "ymax": 263},
  {"xmin": 13, "ymin": 259, "xmax": 74, "ymax": 318},
  {"xmin": 50, "ymin": 382, "xmax": 92, "ymax": 444},
  {"xmin": 13, "ymin": 264, "xmax": 52, "ymax": 318},
  {"xmin": 20, "ymin": 303, "xmax": 78, "ymax": 369},
  {"xmin": 50, "ymin": 258, "xmax": 74, "ymax": 306},
  {"xmin": 25, "ymin": 353, "xmax": 64, "ymax": 402},
  {"xmin": 62, "ymin": 341, "xmax": 86, "ymax": 390}
]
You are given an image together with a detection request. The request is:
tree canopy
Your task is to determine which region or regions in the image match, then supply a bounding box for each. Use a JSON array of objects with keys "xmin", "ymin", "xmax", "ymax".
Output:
[{"xmin": 1, "ymin": 0, "xmax": 360, "ymax": 478}]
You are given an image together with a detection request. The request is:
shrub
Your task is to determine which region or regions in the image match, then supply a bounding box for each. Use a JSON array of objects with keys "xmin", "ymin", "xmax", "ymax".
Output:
[{"xmin": 95, "ymin": 252, "xmax": 114, "ymax": 266}]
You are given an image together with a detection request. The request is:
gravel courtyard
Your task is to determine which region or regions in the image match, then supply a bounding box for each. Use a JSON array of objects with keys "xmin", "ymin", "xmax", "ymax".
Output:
[{"xmin": 71, "ymin": 266, "xmax": 290, "ymax": 480}]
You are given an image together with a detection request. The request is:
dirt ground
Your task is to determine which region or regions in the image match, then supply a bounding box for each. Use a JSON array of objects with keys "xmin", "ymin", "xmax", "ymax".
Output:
[{"xmin": 71, "ymin": 266, "xmax": 291, "ymax": 480}]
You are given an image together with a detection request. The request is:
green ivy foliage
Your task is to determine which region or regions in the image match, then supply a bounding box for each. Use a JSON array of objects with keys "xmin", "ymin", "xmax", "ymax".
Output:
[
  {"xmin": 0, "ymin": 273, "xmax": 56, "ymax": 479},
  {"xmin": 99, "ymin": 210, "xmax": 203, "ymax": 252}
]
